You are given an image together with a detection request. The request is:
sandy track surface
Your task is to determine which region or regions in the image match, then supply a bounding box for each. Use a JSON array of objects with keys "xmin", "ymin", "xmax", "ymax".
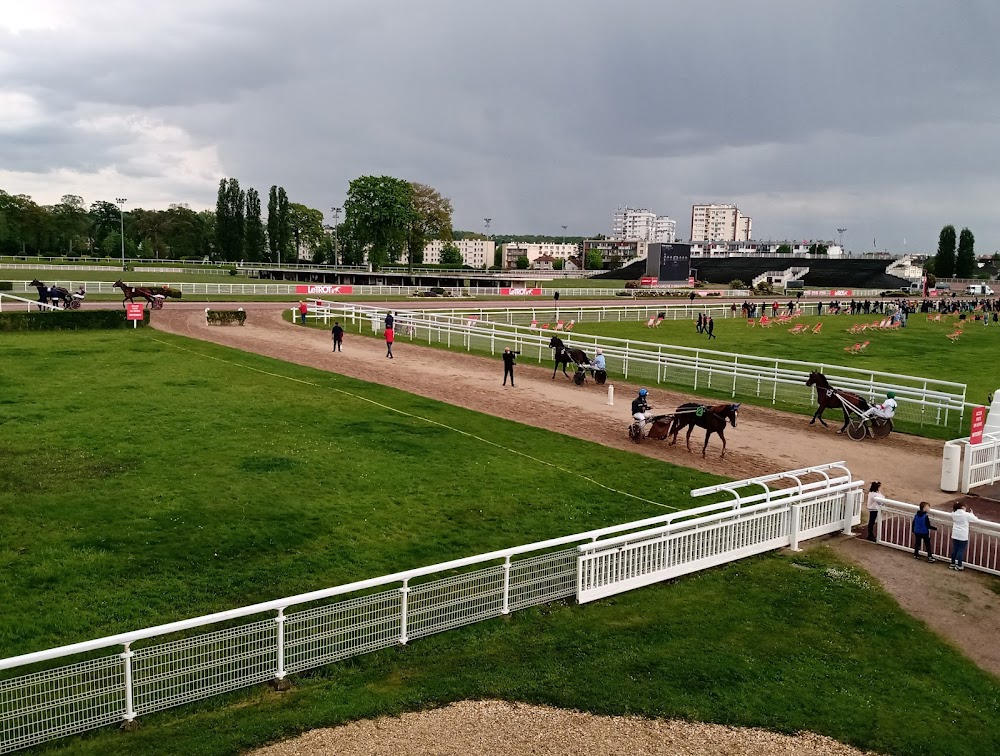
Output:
[
  {"xmin": 152, "ymin": 306, "xmax": 946, "ymax": 504},
  {"xmin": 248, "ymin": 700, "xmax": 877, "ymax": 756}
]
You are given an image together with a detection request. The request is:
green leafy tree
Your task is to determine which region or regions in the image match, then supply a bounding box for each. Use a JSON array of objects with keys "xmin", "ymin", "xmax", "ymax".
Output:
[
  {"xmin": 516, "ymin": 255, "xmax": 530, "ymax": 269},
  {"xmin": 808, "ymin": 243, "xmax": 828, "ymax": 255},
  {"xmin": 88, "ymin": 200, "xmax": 121, "ymax": 253},
  {"xmin": 214, "ymin": 178, "xmax": 246, "ymax": 261},
  {"xmin": 267, "ymin": 186, "xmax": 280, "ymax": 262},
  {"xmin": 407, "ymin": 182, "xmax": 453, "ymax": 269},
  {"xmin": 288, "ymin": 203, "xmax": 326, "ymax": 260},
  {"xmin": 585, "ymin": 250, "xmax": 603, "ymax": 270},
  {"xmin": 776, "ymin": 244, "xmax": 792, "ymax": 255},
  {"xmin": 936, "ymin": 225, "xmax": 956, "ymax": 278},
  {"xmin": 162, "ymin": 204, "xmax": 210, "ymax": 259},
  {"xmin": 439, "ymin": 241, "xmax": 463, "ymax": 267},
  {"xmin": 245, "ymin": 188, "xmax": 264, "ymax": 262},
  {"xmin": 132, "ymin": 209, "xmax": 171, "ymax": 259},
  {"xmin": 343, "ymin": 175, "xmax": 415, "ymax": 268},
  {"xmin": 266, "ymin": 186, "xmax": 292, "ymax": 263},
  {"xmin": 312, "ymin": 233, "xmax": 335, "ymax": 265},
  {"xmin": 956, "ymin": 227, "xmax": 976, "ymax": 278},
  {"xmin": 100, "ymin": 231, "xmax": 137, "ymax": 258},
  {"xmin": 552, "ymin": 258, "xmax": 565, "ymax": 271}
]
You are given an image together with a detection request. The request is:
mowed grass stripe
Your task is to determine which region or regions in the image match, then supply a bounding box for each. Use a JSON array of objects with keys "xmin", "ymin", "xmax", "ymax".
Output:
[{"xmin": 0, "ymin": 330, "xmax": 713, "ymax": 658}]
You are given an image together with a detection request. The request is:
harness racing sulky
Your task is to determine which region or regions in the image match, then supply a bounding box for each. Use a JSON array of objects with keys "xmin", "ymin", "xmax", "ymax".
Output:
[
  {"xmin": 629, "ymin": 400, "xmax": 740, "ymax": 458},
  {"xmin": 548, "ymin": 336, "xmax": 606, "ymax": 385},
  {"xmin": 805, "ymin": 371, "xmax": 892, "ymax": 441},
  {"xmin": 113, "ymin": 280, "xmax": 164, "ymax": 310},
  {"xmin": 30, "ymin": 280, "xmax": 84, "ymax": 310}
]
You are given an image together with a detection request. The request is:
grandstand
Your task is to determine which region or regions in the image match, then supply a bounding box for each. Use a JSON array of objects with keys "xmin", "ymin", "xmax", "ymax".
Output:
[{"xmin": 595, "ymin": 257, "xmax": 912, "ymax": 290}]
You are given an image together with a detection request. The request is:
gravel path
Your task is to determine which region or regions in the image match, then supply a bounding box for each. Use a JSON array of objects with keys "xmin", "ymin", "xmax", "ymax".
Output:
[{"xmin": 248, "ymin": 700, "xmax": 878, "ymax": 756}]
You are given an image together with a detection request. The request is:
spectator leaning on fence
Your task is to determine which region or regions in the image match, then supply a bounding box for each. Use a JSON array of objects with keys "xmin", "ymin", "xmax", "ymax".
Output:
[
  {"xmin": 949, "ymin": 503, "xmax": 978, "ymax": 571},
  {"xmin": 866, "ymin": 481, "xmax": 882, "ymax": 540},
  {"xmin": 912, "ymin": 501, "xmax": 937, "ymax": 562}
]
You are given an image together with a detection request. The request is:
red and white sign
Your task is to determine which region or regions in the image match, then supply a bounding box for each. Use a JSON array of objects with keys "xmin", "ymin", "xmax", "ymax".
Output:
[
  {"xmin": 804, "ymin": 289, "xmax": 854, "ymax": 297},
  {"xmin": 295, "ymin": 285, "xmax": 354, "ymax": 295},
  {"xmin": 125, "ymin": 303, "xmax": 144, "ymax": 321},
  {"xmin": 500, "ymin": 288, "xmax": 542, "ymax": 296},
  {"xmin": 639, "ymin": 276, "xmax": 658, "ymax": 287},
  {"xmin": 970, "ymin": 406, "xmax": 987, "ymax": 445},
  {"xmin": 688, "ymin": 276, "xmax": 696, "ymax": 285}
]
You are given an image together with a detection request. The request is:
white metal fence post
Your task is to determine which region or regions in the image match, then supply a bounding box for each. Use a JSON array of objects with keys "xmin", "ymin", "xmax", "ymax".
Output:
[
  {"xmin": 121, "ymin": 643, "xmax": 137, "ymax": 725},
  {"xmin": 788, "ymin": 505, "xmax": 801, "ymax": 551},
  {"xmin": 274, "ymin": 608, "xmax": 287, "ymax": 683},
  {"xmin": 502, "ymin": 556, "xmax": 511, "ymax": 615},
  {"xmin": 399, "ymin": 580, "xmax": 410, "ymax": 645}
]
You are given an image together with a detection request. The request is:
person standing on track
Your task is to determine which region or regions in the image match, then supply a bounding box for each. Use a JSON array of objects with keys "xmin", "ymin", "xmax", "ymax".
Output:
[
  {"xmin": 331, "ymin": 322, "xmax": 344, "ymax": 352},
  {"xmin": 502, "ymin": 347, "xmax": 520, "ymax": 386},
  {"xmin": 949, "ymin": 502, "xmax": 978, "ymax": 571},
  {"xmin": 298, "ymin": 301, "xmax": 308, "ymax": 325},
  {"xmin": 385, "ymin": 324, "xmax": 394, "ymax": 359}
]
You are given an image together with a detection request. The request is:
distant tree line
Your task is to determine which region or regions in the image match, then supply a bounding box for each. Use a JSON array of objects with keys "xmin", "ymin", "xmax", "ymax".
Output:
[{"xmin": 929, "ymin": 225, "xmax": 976, "ymax": 278}]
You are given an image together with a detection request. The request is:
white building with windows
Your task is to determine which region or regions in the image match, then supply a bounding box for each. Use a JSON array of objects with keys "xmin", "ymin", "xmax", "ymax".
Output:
[
  {"xmin": 690, "ymin": 204, "xmax": 752, "ymax": 242},
  {"xmin": 422, "ymin": 239, "xmax": 495, "ymax": 267},
  {"xmin": 501, "ymin": 242, "xmax": 579, "ymax": 268},
  {"xmin": 612, "ymin": 206, "xmax": 676, "ymax": 243}
]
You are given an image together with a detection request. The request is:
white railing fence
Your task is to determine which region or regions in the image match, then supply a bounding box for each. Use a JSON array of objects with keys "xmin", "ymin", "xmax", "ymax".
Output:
[
  {"xmin": 0, "ymin": 293, "xmax": 61, "ymax": 312},
  {"xmin": 875, "ymin": 498, "xmax": 1000, "ymax": 576},
  {"xmin": 314, "ymin": 303, "xmax": 967, "ymax": 430},
  {"xmin": 0, "ymin": 463, "xmax": 859, "ymax": 754}
]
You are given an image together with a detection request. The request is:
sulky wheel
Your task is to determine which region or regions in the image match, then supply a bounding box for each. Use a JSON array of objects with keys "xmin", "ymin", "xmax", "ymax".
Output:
[
  {"xmin": 573, "ymin": 370, "xmax": 586, "ymax": 385},
  {"xmin": 846, "ymin": 420, "xmax": 868, "ymax": 441},
  {"xmin": 871, "ymin": 417, "xmax": 893, "ymax": 439},
  {"xmin": 629, "ymin": 424, "xmax": 641, "ymax": 443},
  {"xmin": 595, "ymin": 369, "xmax": 607, "ymax": 385},
  {"xmin": 152, "ymin": 298, "xmax": 164, "ymax": 310}
]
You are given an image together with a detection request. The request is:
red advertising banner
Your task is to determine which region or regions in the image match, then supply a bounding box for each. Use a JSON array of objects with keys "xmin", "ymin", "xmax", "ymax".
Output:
[
  {"xmin": 500, "ymin": 288, "xmax": 542, "ymax": 296},
  {"xmin": 125, "ymin": 303, "xmax": 145, "ymax": 321},
  {"xmin": 970, "ymin": 406, "xmax": 987, "ymax": 445},
  {"xmin": 639, "ymin": 277, "xmax": 658, "ymax": 287},
  {"xmin": 804, "ymin": 289, "xmax": 854, "ymax": 297},
  {"xmin": 295, "ymin": 285, "xmax": 354, "ymax": 295}
]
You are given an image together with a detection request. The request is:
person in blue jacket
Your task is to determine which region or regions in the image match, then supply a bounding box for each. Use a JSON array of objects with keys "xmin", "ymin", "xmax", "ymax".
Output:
[{"xmin": 912, "ymin": 501, "xmax": 938, "ymax": 562}]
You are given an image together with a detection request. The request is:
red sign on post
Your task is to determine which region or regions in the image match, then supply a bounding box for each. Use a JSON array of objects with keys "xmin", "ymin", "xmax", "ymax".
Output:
[
  {"xmin": 639, "ymin": 277, "xmax": 658, "ymax": 287},
  {"xmin": 970, "ymin": 406, "xmax": 987, "ymax": 445},
  {"xmin": 125, "ymin": 303, "xmax": 144, "ymax": 321}
]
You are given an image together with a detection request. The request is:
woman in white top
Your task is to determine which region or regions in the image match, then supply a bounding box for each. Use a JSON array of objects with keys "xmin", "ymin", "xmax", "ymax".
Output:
[
  {"xmin": 949, "ymin": 503, "xmax": 978, "ymax": 570},
  {"xmin": 866, "ymin": 481, "xmax": 882, "ymax": 541}
]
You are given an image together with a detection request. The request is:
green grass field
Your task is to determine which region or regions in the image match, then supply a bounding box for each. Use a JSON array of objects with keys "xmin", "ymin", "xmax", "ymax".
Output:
[
  {"xmin": 2, "ymin": 268, "xmax": 258, "ymax": 284},
  {"xmin": 2, "ymin": 331, "xmax": 999, "ymax": 755},
  {"xmin": 572, "ymin": 313, "xmax": 996, "ymax": 406}
]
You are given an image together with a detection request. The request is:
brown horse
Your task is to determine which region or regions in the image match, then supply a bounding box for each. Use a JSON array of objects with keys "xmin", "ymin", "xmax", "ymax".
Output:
[
  {"xmin": 668, "ymin": 402, "xmax": 740, "ymax": 457},
  {"xmin": 806, "ymin": 372, "xmax": 870, "ymax": 433},
  {"xmin": 113, "ymin": 280, "xmax": 156, "ymax": 309},
  {"xmin": 548, "ymin": 336, "xmax": 590, "ymax": 380}
]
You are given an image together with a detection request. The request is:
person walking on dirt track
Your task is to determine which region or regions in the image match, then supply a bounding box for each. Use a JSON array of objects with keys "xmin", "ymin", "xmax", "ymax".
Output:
[
  {"xmin": 331, "ymin": 322, "xmax": 344, "ymax": 352},
  {"xmin": 385, "ymin": 325, "xmax": 394, "ymax": 359},
  {"xmin": 298, "ymin": 301, "xmax": 308, "ymax": 324},
  {"xmin": 502, "ymin": 347, "xmax": 520, "ymax": 387}
]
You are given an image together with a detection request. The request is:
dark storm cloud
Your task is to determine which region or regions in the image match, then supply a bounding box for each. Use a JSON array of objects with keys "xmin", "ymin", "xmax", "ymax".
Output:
[{"xmin": 3, "ymin": 0, "xmax": 1000, "ymax": 249}]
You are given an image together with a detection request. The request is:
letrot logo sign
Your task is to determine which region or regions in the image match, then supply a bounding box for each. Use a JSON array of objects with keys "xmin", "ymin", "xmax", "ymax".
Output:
[
  {"xmin": 500, "ymin": 288, "xmax": 542, "ymax": 296},
  {"xmin": 295, "ymin": 285, "xmax": 354, "ymax": 295}
]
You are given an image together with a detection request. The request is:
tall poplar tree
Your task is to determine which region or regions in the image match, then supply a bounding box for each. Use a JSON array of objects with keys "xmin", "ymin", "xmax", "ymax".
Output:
[
  {"xmin": 277, "ymin": 187, "xmax": 291, "ymax": 262},
  {"xmin": 267, "ymin": 185, "xmax": 279, "ymax": 262},
  {"xmin": 935, "ymin": 225, "xmax": 956, "ymax": 279},
  {"xmin": 245, "ymin": 188, "xmax": 263, "ymax": 262},
  {"xmin": 956, "ymin": 227, "xmax": 976, "ymax": 278}
]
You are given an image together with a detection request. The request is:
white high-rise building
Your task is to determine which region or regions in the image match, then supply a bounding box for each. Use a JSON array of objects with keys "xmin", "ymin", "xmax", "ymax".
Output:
[
  {"xmin": 690, "ymin": 204, "xmax": 752, "ymax": 242},
  {"xmin": 423, "ymin": 239, "xmax": 495, "ymax": 267},
  {"xmin": 612, "ymin": 206, "xmax": 676, "ymax": 243}
]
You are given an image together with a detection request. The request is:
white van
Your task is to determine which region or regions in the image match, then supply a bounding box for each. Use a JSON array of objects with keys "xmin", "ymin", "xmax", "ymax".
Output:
[{"xmin": 964, "ymin": 284, "xmax": 995, "ymax": 296}]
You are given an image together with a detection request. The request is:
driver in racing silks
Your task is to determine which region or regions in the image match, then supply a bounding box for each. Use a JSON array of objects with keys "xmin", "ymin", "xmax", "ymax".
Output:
[
  {"xmin": 589, "ymin": 348, "xmax": 606, "ymax": 373},
  {"xmin": 632, "ymin": 388, "xmax": 652, "ymax": 435},
  {"xmin": 865, "ymin": 391, "xmax": 898, "ymax": 420}
]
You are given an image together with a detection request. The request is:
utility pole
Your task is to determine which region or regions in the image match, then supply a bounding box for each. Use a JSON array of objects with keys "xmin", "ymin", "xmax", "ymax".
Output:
[
  {"xmin": 330, "ymin": 207, "xmax": 341, "ymax": 266},
  {"xmin": 484, "ymin": 218, "xmax": 491, "ymax": 270},
  {"xmin": 115, "ymin": 198, "xmax": 127, "ymax": 270},
  {"xmin": 837, "ymin": 228, "xmax": 846, "ymax": 251}
]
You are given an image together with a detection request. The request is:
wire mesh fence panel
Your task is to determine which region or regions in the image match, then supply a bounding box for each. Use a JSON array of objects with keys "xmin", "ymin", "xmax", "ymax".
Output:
[
  {"xmin": 284, "ymin": 590, "xmax": 402, "ymax": 674},
  {"xmin": 508, "ymin": 549, "xmax": 578, "ymax": 612},
  {"xmin": 0, "ymin": 654, "xmax": 123, "ymax": 755},
  {"xmin": 406, "ymin": 566, "xmax": 505, "ymax": 641},
  {"xmin": 132, "ymin": 619, "xmax": 276, "ymax": 716}
]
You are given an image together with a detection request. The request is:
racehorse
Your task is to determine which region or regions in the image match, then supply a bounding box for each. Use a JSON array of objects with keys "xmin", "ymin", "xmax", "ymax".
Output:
[
  {"xmin": 30, "ymin": 279, "xmax": 71, "ymax": 310},
  {"xmin": 548, "ymin": 335, "xmax": 590, "ymax": 380},
  {"xmin": 113, "ymin": 280, "xmax": 156, "ymax": 309},
  {"xmin": 668, "ymin": 402, "xmax": 740, "ymax": 457},
  {"xmin": 805, "ymin": 371, "xmax": 870, "ymax": 433}
]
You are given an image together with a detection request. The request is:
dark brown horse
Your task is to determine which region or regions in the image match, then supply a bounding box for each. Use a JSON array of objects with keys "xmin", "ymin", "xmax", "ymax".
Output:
[
  {"xmin": 113, "ymin": 280, "xmax": 156, "ymax": 309},
  {"xmin": 548, "ymin": 336, "xmax": 590, "ymax": 379},
  {"xmin": 30, "ymin": 279, "xmax": 71, "ymax": 309},
  {"xmin": 806, "ymin": 372, "xmax": 870, "ymax": 433},
  {"xmin": 668, "ymin": 402, "xmax": 740, "ymax": 457}
]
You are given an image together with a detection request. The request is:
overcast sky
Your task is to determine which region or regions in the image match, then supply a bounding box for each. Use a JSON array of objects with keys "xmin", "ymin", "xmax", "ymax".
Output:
[{"xmin": 2, "ymin": 0, "xmax": 999, "ymax": 252}]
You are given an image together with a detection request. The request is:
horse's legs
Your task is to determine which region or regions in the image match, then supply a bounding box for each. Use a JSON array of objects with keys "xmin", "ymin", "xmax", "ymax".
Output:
[
  {"xmin": 552, "ymin": 362, "xmax": 558, "ymax": 380},
  {"xmin": 839, "ymin": 407, "xmax": 851, "ymax": 434},
  {"xmin": 717, "ymin": 429, "xmax": 726, "ymax": 458},
  {"xmin": 815, "ymin": 406, "xmax": 829, "ymax": 428},
  {"xmin": 702, "ymin": 429, "xmax": 713, "ymax": 457},
  {"xmin": 685, "ymin": 425, "xmax": 694, "ymax": 452}
]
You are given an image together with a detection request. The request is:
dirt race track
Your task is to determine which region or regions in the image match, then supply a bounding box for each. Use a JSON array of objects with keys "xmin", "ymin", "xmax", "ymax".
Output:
[{"xmin": 153, "ymin": 302, "xmax": 947, "ymax": 505}]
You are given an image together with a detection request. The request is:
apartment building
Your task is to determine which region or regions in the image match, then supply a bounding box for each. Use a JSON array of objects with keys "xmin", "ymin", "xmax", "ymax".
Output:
[
  {"xmin": 501, "ymin": 242, "xmax": 579, "ymax": 268},
  {"xmin": 422, "ymin": 239, "xmax": 495, "ymax": 267},
  {"xmin": 690, "ymin": 204, "xmax": 752, "ymax": 242},
  {"xmin": 612, "ymin": 206, "xmax": 676, "ymax": 243}
]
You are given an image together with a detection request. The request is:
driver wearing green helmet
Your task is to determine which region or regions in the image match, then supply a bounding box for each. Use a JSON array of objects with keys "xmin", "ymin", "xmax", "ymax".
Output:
[{"xmin": 868, "ymin": 390, "xmax": 898, "ymax": 420}]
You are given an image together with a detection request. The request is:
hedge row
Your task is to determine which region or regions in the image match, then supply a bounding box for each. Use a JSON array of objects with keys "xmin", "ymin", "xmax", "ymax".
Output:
[
  {"xmin": 0, "ymin": 310, "xmax": 149, "ymax": 332},
  {"xmin": 0, "ymin": 282, "xmax": 12, "ymax": 291},
  {"xmin": 205, "ymin": 309, "xmax": 246, "ymax": 326}
]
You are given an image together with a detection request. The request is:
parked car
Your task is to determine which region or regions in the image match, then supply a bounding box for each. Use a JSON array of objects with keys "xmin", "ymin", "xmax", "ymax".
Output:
[{"xmin": 964, "ymin": 284, "xmax": 995, "ymax": 296}]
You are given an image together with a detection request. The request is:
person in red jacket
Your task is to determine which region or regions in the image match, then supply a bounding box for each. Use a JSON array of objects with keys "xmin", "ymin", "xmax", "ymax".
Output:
[
  {"xmin": 385, "ymin": 325, "xmax": 394, "ymax": 358},
  {"xmin": 297, "ymin": 301, "xmax": 308, "ymax": 324}
]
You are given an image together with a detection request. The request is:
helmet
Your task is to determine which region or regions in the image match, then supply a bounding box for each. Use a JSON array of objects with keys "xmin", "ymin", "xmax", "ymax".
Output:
[
  {"xmin": 596, "ymin": 348, "xmax": 603, "ymax": 355},
  {"xmin": 887, "ymin": 391, "xmax": 896, "ymax": 399},
  {"xmin": 638, "ymin": 389, "xmax": 648, "ymax": 397}
]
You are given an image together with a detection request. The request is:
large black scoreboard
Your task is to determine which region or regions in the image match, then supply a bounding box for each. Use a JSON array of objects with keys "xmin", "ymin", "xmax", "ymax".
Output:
[{"xmin": 645, "ymin": 243, "xmax": 692, "ymax": 283}]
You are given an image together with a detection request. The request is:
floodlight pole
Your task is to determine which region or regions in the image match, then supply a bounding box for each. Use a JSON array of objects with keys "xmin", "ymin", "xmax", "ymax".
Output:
[
  {"xmin": 484, "ymin": 218, "xmax": 491, "ymax": 270},
  {"xmin": 331, "ymin": 207, "xmax": 341, "ymax": 266},
  {"xmin": 115, "ymin": 198, "xmax": 128, "ymax": 270}
]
